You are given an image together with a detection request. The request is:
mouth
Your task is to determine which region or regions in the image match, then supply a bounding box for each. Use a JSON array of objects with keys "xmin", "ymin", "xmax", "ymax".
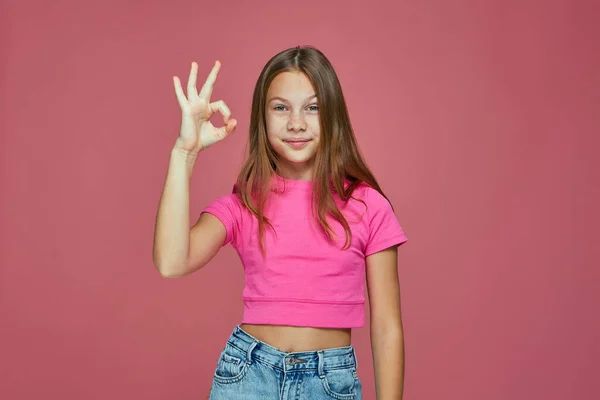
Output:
[{"xmin": 283, "ymin": 139, "xmax": 312, "ymax": 149}]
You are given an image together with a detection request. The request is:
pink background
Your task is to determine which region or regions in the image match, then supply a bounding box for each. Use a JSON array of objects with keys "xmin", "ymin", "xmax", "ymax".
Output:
[{"xmin": 1, "ymin": 0, "xmax": 598, "ymax": 399}]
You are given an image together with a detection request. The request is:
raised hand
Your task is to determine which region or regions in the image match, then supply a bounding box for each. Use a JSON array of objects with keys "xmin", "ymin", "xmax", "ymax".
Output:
[{"xmin": 172, "ymin": 61, "xmax": 237, "ymax": 154}]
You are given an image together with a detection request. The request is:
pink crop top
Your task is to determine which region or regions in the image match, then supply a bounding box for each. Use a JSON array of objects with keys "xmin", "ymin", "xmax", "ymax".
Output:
[{"xmin": 201, "ymin": 175, "xmax": 408, "ymax": 328}]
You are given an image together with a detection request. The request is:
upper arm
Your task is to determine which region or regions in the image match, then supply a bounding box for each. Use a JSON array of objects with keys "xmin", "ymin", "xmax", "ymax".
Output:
[
  {"xmin": 362, "ymin": 186, "xmax": 408, "ymax": 328},
  {"xmin": 183, "ymin": 194, "xmax": 240, "ymax": 276},
  {"xmin": 366, "ymin": 246, "xmax": 403, "ymax": 332},
  {"xmin": 185, "ymin": 212, "xmax": 228, "ymax": 274}
]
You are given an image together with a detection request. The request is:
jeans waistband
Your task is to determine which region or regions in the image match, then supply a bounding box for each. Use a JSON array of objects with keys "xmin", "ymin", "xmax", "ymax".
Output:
[{"xmin": 227, "ymin": 325, "xmax": 358, "ymax": 374}]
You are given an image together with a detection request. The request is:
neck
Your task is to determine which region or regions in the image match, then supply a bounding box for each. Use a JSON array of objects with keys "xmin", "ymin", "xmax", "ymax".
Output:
[{"xmin": 275, "ymin": 163, "xmax": 313, "ymax": 182}]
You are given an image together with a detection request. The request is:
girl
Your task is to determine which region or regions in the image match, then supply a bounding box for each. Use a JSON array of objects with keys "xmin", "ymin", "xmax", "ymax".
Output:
[{"xmin": 153, "ymin": 46, "xmax": 408, "ymax": 400}]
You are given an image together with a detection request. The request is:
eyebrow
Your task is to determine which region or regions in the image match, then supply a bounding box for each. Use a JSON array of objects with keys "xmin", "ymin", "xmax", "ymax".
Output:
[{"xmin": 268, "ymin": 94, "xmax": 317, "ymax": 103}]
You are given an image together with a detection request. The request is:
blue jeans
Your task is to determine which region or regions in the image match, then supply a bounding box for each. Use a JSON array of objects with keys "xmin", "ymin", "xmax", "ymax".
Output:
[{"xmin": 209, "ymin": 325, "xmax": 363, "ymax": 400}]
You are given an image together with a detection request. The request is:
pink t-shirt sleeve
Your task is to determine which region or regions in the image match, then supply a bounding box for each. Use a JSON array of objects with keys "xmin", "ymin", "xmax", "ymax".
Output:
[
  {"xmin": 364, "ymin": 187, "xmax": 408, "ymax": 256},
  {"xmin": 201, "ymin": 193, "xmax": 240, "ymax": 247}
]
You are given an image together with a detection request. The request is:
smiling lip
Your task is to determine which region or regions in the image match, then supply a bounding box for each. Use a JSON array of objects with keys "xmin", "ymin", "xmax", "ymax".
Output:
[{"xmin": 283, "ymin": 139, "xmax": 311, "ymax": 149}]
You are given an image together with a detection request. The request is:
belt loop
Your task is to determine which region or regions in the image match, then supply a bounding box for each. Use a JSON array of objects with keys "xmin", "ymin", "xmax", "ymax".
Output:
[
  {"xmin": 246, "ymin": 340, "xmax": 258, "ymax": 365},
  {"xmin": 352, "ymin": 347, "xmax": 358, "ymax": 372},
  {"xmin": 317, "ymin": 350, "xmax": 325, "ymax": 378}
]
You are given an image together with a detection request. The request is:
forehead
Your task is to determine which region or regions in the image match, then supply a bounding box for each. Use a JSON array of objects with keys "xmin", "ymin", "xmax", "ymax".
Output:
[{"xmin": 267, "ymin": 71, "xmax": 315, "ymax": 98}]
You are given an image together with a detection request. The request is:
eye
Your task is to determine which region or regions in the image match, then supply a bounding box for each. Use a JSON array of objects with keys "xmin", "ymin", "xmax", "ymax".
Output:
[
  {"xmin": 307, "ymin": 105, "xmax": 319, "ymax": 112},
  {"xmin": 274, "ymin": 105, "xmax": 287, "ymax": 111}
]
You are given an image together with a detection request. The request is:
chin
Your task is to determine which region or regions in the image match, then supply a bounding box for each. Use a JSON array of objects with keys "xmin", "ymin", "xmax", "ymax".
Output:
[
  {"xmin": 283, "ymin": 157, "xmax": 314, "ymax": 165},
  {"xmin": 282, "ymin": 150, "xmax": 317, "ymax": 165}
]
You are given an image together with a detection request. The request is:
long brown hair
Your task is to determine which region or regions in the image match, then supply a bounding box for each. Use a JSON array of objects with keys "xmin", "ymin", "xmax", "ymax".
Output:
[{"xmin": 235, "ymin": 45, "xmax": 390, "ymax": 254}]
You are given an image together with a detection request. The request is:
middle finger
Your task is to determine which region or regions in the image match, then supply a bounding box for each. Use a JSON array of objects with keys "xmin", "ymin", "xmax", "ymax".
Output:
[
  {"xmin": 199, "ymin": 60, "xmax": 221, "ymax": 100},
  {"xmin": 187, "ymin": 62, "xmax": 198, "ymax": 100}
]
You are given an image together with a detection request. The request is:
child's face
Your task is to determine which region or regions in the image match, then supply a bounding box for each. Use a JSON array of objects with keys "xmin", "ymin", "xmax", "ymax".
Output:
[{"xmin": 265, "ymin": 71, "xmax": 321, "ymax": 179}]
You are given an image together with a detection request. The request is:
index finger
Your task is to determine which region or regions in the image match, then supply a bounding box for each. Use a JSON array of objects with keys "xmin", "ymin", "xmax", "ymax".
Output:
[{"xmin": 198, "ymin": 60, "xmax": 221, "ymax": 100}]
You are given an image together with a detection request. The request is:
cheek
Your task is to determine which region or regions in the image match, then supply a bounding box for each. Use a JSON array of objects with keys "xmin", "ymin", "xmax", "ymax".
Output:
[
  {"xmin": 265, "ymin": 126, "xmax": 284, "ymax": 154},
  {"xmin": 266, "ymin": 122, "xmax": 280, "ymax": 144},
  {"xmin": 266, "ymin": 114, "xmax": 285, "ymax": 135},
  {"xmin": 307, "ymin": 116, "xmax": 321, "ymax": 136}
]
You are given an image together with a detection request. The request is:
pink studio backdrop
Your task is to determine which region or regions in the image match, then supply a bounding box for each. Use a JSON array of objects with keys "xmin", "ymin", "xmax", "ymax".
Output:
[{"xmin": 1, "ymin": 0, "xmax": 598, "ymax": 399}]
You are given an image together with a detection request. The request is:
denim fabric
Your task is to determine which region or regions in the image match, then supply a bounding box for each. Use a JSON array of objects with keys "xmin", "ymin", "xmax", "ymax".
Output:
[{"xmin": 209, "ymin": 325, "xmax": 363, "ymax": 400}]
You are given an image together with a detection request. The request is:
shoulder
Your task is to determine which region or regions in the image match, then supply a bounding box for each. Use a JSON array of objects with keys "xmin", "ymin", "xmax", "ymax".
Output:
[
  {"xmin": 203, "ymin": 184, "xmax": 245, "ymax": 216},
  {"xmin": 206, "ymin": 192, "xmax": 243, "ymax": 210},
  {"xmin": 352, "ymin": 183, "xmax": 392, "ymax": 209},
  {"xmin": 355, "ymin": 183, "xmax": 408, "ymax": 254}
]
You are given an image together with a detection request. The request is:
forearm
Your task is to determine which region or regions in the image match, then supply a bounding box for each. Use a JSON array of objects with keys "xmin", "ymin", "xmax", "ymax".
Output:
[
  {"xmin": 371, "ymin": 324, "xmax": 405, "ymax": 400},
  {"xmin": 152, "ymin": 144, "xmax": 197, "ymax": 277}
]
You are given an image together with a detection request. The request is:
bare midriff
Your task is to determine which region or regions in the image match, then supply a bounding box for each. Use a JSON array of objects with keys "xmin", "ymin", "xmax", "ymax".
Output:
[{"xmin": 240, "ymin": 324, "xmax": 352, "ymax": 353}]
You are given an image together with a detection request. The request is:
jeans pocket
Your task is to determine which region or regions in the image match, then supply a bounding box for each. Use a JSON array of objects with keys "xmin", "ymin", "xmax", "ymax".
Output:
[
  {"xmin": 321, "ymin": 367, "xmax": 357, "ymax": 400},
  {"xmin": 213, "ymin": 344, "xmax": 248, "ymax": 384}
]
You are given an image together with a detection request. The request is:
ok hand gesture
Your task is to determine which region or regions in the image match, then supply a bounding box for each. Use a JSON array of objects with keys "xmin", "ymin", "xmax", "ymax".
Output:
[{"xmin": 172, "ymin": 61, "xmax": 237, "ymax": 154}]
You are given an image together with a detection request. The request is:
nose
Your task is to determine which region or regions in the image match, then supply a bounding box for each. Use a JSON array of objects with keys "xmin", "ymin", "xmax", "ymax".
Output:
[{"xmin": 287, "ymin": 112, "xmax": 307, "ymax": 132}]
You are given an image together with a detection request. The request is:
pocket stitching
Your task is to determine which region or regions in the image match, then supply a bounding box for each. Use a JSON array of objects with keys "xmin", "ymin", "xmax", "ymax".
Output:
[
  {"xmin": 222, "ymin": 353, "xmax": 241, "ymax": 365},
  {"xmin": 321, "ymin": 371, "xmax": 356, "ymax": 400},
  {"xmin": 213, "ymin": 351, "xmax": 249, "ymax": 384}
]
